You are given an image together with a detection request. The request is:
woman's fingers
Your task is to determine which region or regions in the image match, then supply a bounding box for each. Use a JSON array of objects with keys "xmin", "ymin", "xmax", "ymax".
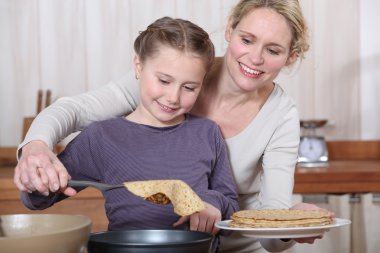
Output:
[
  {"xmin": 295, "ymin": 235, "xmax": 323, "ymax": 244},
  {"xmin": 14, "ymin": 141, "xmax": 71, "ymax": 196},
  {"xmin": 14, "ymin": 163, "xmax": 28, "ymax": 192},
  {"xmin": 55, "ymin": 158, "xmax": 70, "ymax": 189}
]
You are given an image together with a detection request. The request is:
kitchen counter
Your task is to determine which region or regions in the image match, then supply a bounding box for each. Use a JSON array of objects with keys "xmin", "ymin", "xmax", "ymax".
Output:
[
  {"xmin": 2, "ymin": 161, "xmax": 379, "ymax": 198},
  {"xmin": 295, "ymin": 140, "xmax": 380, "ymax": 193},
  {"xmin": 295, "ymin": 160, "xmax": 380, "ymax": 193}
]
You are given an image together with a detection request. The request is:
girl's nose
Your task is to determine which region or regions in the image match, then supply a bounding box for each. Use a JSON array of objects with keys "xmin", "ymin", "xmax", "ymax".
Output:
[{"xmin": 166, "ymin": 87, "xmax": 180, "ymax": 104}]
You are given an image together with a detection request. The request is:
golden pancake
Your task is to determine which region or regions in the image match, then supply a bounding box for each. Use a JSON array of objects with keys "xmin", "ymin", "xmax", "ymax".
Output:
[
  {"xmin": 124, "ymin": 180, "xmax": 205, "ymax": 216},
  {"xmin": 230, "ymin": 209, "xmax": 332, "ymax": 228}
]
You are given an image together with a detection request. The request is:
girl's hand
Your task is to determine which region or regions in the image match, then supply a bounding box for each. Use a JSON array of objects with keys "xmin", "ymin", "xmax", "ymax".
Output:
[{"xmin": 173, "ymin": 201, "xmax": 221, "ymax": 235}]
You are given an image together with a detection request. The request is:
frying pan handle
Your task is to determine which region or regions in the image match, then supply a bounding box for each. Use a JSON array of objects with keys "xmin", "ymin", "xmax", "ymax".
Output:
[{"xmin": 67, "ymin": 180, "xmax": 94, "ymax": 188}]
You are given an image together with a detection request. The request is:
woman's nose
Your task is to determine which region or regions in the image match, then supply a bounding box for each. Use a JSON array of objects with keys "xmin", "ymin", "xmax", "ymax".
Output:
[{"xmin": 249, "ymin": 47, "xmax": 264, "ymax": 65}]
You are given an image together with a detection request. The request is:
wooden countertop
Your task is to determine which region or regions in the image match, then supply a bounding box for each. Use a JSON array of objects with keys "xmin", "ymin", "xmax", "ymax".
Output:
[
  {"xmin": 294, "ymin": 140, "xmax": 380, "ymax": 193},
  {"xmin": 1, "ymin": 160, "xmax": 379, "ymax": 199},
  {"xmin": 294, "ymin": 160, "xmax": 380, "ymax": 193}
]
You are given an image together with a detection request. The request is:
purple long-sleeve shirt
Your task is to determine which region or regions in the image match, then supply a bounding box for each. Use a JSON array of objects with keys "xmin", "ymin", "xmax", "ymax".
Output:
[{"xmin": 22, "ymin": 114, "xmax": 239, "ymax": 231}]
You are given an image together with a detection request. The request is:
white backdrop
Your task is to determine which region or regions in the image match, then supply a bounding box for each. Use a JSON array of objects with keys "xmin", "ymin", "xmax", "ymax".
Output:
[{"xmin": 0, "ymin": 0, "xmax": 379, "ymax": 146}]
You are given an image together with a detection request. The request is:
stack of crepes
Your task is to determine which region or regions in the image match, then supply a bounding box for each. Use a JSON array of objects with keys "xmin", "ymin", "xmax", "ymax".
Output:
[
  {"xmin": 124, "ymin": 180, "xmax": 205, "ymax": 216},
  {"xmin": 230, "ymin": 209, "xmax": 332, "ymax": 228}
]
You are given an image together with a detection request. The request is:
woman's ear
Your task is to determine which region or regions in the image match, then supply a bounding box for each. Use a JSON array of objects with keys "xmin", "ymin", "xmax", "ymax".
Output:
[
  {"xmin": 133, "ymin": 55, "xmax": 142, "ymax": 79},
  {"xmin": 224, "ymin": 17, "xmax": 233, "ymax": 42},
  {"xmin": 285, "ymin": 51, "xmax": 298, "ymax": 66}
]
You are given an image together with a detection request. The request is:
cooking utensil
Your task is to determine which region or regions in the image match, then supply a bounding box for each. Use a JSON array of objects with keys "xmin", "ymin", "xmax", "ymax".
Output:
[
  {"xmin": 68, "ymin": 180, "xmax": 124, "ymax": 193},
  {"xmin": 0, "ymin": 214, "xmax": 92, "ymax": 253},
  {"xmin": 87, "ymin": 229, "xmax": 212, "ymax": 253}
]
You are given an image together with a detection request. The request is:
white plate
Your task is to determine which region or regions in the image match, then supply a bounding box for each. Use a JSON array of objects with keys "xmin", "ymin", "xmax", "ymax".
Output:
[{"xmin": 215, "ymin": 218, "xmax": 351, "ymax": 239}]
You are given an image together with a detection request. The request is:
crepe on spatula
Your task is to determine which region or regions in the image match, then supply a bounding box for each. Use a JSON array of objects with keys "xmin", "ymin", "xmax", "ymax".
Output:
[{"xmin": 123, "ymin": 180, "xmax": 205, "ymax": 216}]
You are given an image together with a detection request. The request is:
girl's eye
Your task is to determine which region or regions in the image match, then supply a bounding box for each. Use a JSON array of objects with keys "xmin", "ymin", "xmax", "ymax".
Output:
[
  {"xmin": 184, "ymin": 85, "xmax": 195, "ymax": 92},
  {"xmin": 159, "ymin": 79, "xmax": 170, "ymax": 84}
]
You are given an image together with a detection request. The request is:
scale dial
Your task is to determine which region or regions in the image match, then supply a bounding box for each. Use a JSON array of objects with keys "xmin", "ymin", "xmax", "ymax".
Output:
[{"xmin": 298, "ymin": 137, "xmax": 327, "ymax": 163}]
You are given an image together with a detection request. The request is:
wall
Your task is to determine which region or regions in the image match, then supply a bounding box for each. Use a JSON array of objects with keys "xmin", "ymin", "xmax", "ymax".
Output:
[
  {"xmin": 0, "ymin": 0, "xmax": 379, "ymax": 147},
  {"xmin": 359, "ymin": 0, "xmax": 380, "ymax": 140}
]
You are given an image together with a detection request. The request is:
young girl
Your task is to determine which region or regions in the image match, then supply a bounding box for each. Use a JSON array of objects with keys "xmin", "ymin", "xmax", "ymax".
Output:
[{"xmin": 21, "ymin": 16, "xmax": 239, "ymax": 239}]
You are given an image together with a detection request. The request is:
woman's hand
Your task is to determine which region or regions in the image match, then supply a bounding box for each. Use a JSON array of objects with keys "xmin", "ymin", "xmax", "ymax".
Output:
[
  {"xmin": 14, "ymin": 140, "xmax": 76, "ymax": 196},
  {"xmin": 290, "ymin": 202, "xmax": 335, "ymax": 244},
  {"xmin": 173, "ymin": 202, "xmax": 221, "ymax": 235}
]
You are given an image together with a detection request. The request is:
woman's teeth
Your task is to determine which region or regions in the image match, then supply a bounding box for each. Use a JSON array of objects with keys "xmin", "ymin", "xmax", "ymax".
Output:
[{"xmin": 240, "ymin": 63, "xmax": 262, "ymax": 75}]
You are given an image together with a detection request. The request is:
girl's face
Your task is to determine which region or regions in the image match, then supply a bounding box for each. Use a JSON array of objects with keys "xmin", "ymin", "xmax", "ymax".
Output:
[
  {"xmin": 133, "ymin": 44, "xmax": 207, "ymax": 127},
  {"xmin": 225, "ymin": 8, "xmax": 297, "ymax": 92}
]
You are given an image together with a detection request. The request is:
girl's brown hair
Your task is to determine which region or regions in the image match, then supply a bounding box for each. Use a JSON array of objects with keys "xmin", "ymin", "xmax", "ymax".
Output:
[{"xmin": 134, "ymin": 16, "xmax": 215, "ymax": 71}]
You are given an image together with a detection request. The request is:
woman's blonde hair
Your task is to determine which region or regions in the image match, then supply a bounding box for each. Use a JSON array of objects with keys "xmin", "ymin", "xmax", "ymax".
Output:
[{"xmin": 230, "ymin": 0, "xmax": 309, "ymax": 60}]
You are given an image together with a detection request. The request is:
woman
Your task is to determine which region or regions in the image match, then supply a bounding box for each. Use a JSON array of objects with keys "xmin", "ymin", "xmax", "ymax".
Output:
[{"xmin": 14, "ymin": 0, "xmax": 330, "ymax": 252}]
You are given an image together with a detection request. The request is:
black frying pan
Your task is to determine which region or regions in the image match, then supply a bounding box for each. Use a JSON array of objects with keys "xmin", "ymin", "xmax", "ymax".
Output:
[{"xmin": 87, "ymin": 229, "xmax": 213, "ymax": 253}]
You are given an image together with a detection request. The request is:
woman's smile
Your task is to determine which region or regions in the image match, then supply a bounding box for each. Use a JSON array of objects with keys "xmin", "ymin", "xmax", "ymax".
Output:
[{"xmin": 239, "ymin": 62, "xmax": 264, "ymax": 78}]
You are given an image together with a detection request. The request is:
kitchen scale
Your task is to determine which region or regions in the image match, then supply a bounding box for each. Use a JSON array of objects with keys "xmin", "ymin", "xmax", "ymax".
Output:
[{"xmin": 297, "ymin": 120, "xmax": 329, "ymax": 167}]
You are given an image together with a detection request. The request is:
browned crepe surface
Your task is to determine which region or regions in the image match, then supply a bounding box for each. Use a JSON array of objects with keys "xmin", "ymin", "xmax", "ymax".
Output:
[
  {"xmin": 124, "ymin": 180, "xmax": 205, "ymax": 216},
  {"xmin": 230, "ymin": 209, "xmax": 332, "ymax": 228}
]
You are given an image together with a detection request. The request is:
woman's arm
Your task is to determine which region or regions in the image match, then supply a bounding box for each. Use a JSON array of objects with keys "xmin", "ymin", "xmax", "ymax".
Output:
[
  {"xmin": 14, "ymin": 71, "xmax": 139, "ymax": 194},
  {"xmin": 258, "ymin": 103, "xmax": 300, "ymax": 251},
  {"xmin": 20, "ymin": 121, "xmax": 107, "ymax": 211},
  {"xmin": 19, "ymin": 72, "xmax": 139, "ymax": 154},
  {"xmin": 260, "ymin": 104, "xmax": 300, "ymax": 210},
  {"xmin": 259, "ymin": 105, "xmax": 334, "ymax": 249}
]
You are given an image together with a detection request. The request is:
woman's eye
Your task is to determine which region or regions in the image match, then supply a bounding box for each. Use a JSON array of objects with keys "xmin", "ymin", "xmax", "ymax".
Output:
[
  {"xmin": 242, "ymin": 37, "xmax": 251, "ymax": 45},
  {"xmin": 267, "ymin": 48, "xmax": 279, "ymax": 55}
]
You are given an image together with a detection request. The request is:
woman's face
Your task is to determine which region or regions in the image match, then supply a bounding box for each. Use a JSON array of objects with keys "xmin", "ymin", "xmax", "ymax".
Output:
[
  {"xmin": 134, "ymin": 44, "xmax": 206, "ymax": 127},
  {"xmin": 225, "ymin": 7, "xmax": 297, "ymax": 92}
]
